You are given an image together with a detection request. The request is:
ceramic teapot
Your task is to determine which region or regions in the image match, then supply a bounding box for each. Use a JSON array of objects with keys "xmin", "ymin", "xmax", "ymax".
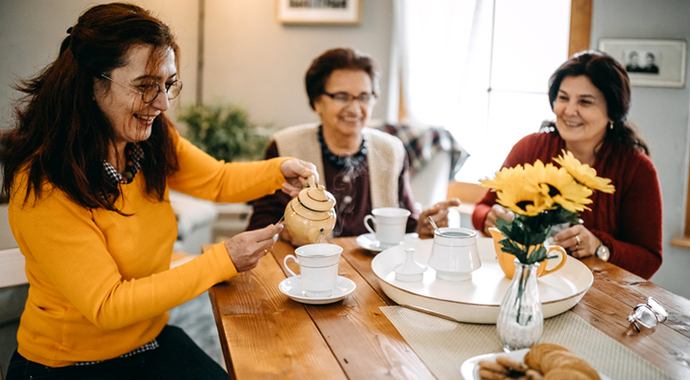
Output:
[{"xmin": 284, "ymin": 175, "xmax": 337, "ymax": 244}]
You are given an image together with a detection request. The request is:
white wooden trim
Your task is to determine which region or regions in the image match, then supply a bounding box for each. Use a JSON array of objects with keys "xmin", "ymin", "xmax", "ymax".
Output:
[{"xmin": 0, "ymin": 248, "xmax": 28, "ymax": 288}]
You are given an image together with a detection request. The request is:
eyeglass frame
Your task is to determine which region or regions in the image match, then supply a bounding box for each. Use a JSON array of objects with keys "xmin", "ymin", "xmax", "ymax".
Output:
[
  {"xmin": 627, "ymin": 296, "xmax": 668, "ymax": 332},
  {"xmin": 322, "ymin": 91, "xmax": 377, "ymax": 106},
  {"xmin": 99, "ymin": 74, "xmax": 183, "ymax": 104}
]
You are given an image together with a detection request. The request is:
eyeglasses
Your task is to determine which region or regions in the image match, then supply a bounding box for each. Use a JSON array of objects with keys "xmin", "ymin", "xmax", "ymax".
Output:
[
  {"xmin": 323, "ymin": 91, "xmax": 375, "ymax": 106},
  {"xmin": 100, "ymin": 74, "xmax": 183, "ymax": 104},
  {"xmin": 628, "ymin": 296, "xmax": 668, "ymax": 332}
]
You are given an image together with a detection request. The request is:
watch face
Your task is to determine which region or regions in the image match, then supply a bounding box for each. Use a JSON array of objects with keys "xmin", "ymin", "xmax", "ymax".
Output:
[{"xmin": 597, "ymin": 246, "xmax": 610, "ymax": 261}]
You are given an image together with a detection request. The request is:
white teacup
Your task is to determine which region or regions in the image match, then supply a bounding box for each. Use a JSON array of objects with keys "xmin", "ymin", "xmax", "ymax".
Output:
[
  {"xmin": 363, "ymin": 207, "xmax": 411, "ymax": 248},
  {"xmin": 427, "ymin": 227, "xmax": 481, "ymax": 281},
  {"xmin": 283, "ymin": 243, "xmax": 343, "ymax": 297}
]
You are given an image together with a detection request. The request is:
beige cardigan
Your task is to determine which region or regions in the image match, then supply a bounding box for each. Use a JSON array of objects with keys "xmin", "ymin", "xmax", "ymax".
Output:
[{"xmin": 274, "ymin": 123, "xmax": 405, "ymax": 209}]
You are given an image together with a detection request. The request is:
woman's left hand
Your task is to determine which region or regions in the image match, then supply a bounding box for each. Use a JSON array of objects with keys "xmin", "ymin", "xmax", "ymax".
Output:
[
  {"xmin": 551, "ymin": 224, "xmax": 601, "ymax": 259},
  {"xmin": 280, "ymin": 159, "xmax": 317, "ymax": 197},
  {"xmin": 417, "ymin": 198, "xmax": 461, "ymax": 237}
]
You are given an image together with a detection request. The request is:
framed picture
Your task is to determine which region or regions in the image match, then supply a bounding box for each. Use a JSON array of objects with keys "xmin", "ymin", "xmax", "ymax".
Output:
[
  {"xmin": 599, "ymin": 38, "xmax": 687, "ymax": 88},
  {"xmin": 277, "ymin": 0, "xmax": 361, "ymax": 25}
]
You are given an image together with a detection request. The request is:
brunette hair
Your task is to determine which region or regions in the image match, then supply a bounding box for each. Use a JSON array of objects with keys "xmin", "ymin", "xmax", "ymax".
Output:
[
  {"xmin": 3, "ymin": 2, "xmax": 180, "ymax": 211},
  {"xmin": 543, "ymin": 50, "xmax": 649, "ymax": 155},
  {"xmin": 305, "ymin": 47, "xmax": 380, "ymax": 110}
]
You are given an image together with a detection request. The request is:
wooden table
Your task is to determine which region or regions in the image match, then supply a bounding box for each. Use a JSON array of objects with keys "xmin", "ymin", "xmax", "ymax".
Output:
[{"xmin": 209, "ymin": 237, "xmax": 690, "ymax": 379}]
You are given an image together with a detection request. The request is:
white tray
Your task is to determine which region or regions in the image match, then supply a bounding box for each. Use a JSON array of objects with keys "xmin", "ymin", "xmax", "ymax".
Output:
[{"xmin": 371, "ymin": 238, "xmax": 593, "ymax": 324}]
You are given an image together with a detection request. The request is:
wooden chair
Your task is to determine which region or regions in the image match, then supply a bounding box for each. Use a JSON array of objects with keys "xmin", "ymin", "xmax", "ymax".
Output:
[{"xmin": 446, "ymin": 181, "xmax": 489, "ymax": 230}]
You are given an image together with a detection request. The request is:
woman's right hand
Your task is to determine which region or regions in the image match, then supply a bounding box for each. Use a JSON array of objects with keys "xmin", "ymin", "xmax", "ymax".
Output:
[
  {"xmin": 224, "ymin": 223, "xmax": 283, "ymax": 272},
  {"xmin": 483, "ymin": 204, "xmax": 514, "ymax": 236},
  {"xmin": 280, "ymin": 158, "xmax": 317, "ymax": 197}
]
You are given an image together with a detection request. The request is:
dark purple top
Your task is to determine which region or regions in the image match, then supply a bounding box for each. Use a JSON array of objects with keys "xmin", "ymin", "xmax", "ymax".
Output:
[{"xmin": 246, "ymin": 140, "xmax": 419, "ymax": 237}]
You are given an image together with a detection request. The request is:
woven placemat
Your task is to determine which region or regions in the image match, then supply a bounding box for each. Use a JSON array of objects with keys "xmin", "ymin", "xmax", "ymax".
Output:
[{"xmin": 381, "ymin": 306, "xmax": 673, "ymax": 380}]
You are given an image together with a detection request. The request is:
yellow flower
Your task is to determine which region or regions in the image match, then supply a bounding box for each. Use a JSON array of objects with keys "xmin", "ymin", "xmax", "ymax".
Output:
[
  {"xmin": 496, "ymin": 186, "xmax": 550, "ymax": 216},
  {"xmin": 554, "ymin": 150, "xmax": 615, "ymax": 193},
  {"xmin": 480, "ymin": 165, "xmax": 525, "ymax": 192},
  {"xmin": 523, "ymin": 160, "xmax": 593, "ymax": 213}
]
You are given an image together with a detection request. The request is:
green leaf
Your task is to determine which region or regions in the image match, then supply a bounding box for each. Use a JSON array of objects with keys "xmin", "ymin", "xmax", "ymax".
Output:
[
  {"xmin": 177, "ymin": 102, "xmax": 275, "ymax": 162},
  {"xmin": 494, "ymin": 207, "xmax": 575, "ymax": 264}
]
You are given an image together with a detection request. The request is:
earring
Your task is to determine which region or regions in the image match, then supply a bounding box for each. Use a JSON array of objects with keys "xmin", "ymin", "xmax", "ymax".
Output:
[{"xmin": 609, "ymin": 121, "xmax": 614, "ymax": 130}]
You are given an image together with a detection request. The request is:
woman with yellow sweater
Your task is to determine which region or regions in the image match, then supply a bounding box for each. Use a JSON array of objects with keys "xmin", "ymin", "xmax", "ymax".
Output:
[{"xmin": 2, "ymin": 3, "xmax": 313, "ymax": 379}]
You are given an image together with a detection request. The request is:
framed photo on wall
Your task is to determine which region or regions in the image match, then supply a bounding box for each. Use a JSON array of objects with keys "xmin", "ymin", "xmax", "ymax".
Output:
[
  {"xmin": 277, "ymin": 0, "xmax": 361, "ymax": 25},
  {"xmin": 599, "ymin": 38, "xmax": 687, "ymax": 88}
]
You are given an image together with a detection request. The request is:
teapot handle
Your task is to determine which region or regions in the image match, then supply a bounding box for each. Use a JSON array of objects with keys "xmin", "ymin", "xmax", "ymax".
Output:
[
  {"xmin": 306, "ymin": 174, "xmax": 325, "ymax": 191},
  {"xmin": 307, "ymin": 175, "xmax": 316, "ymax": 188}
]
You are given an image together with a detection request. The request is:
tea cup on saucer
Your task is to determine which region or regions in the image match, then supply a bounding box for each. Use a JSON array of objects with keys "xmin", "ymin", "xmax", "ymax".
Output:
[
  {"xmin": 283, "ymin": 243, "xmax": 343, "ymax": 297},
  {"xmin": 363, "ymin": 207, "xmax": 411, "ymax": 248}
]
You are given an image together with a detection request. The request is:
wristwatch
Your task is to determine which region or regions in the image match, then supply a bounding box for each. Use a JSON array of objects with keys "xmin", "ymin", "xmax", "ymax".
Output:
[{"xmin": 595, "ymin": 245, "xmax": 610, "ymax": 261}]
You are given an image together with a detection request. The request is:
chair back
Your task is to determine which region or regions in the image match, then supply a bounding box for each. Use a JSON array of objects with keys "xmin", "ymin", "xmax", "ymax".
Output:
[{"xmin": 0, "ymin": 248, "xmax": 27, "ymax": 288}]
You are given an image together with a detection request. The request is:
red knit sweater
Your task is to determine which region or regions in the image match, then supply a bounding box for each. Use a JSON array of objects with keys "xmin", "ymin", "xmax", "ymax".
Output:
[{"xmin": 472, "ymin": 131, "xmax": 662, "ymax": 279}]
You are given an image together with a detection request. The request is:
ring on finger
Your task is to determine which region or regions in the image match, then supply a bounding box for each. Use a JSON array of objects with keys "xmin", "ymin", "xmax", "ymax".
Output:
[{"xmin": 575, "ymin": 235, "xmax": 581, "ymax": 247}]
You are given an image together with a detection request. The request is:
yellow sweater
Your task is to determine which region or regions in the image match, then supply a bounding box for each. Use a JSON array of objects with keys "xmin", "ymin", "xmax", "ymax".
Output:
[{"xmin": 8, "ymin": 131, "xmax": 290, "ymax": 367}]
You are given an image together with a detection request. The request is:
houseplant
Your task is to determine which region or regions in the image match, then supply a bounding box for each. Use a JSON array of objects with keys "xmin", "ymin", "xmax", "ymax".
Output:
[
  {"xmin": 177, "ymin": 102, "xmax": 274, "ymax": 162},
  {"xmin": 480, "ymin": 150, "xmax": 615, "ymax": 351}
]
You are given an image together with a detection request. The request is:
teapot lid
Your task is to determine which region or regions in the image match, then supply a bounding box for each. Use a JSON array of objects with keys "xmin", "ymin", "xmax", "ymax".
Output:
[{"xmin": 298, "ymin": 175, "xmax": 336, "ymax": 212}]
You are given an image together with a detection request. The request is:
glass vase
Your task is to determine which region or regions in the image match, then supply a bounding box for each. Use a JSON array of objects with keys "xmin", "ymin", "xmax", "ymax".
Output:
[{"xmin": 496, "ymin": 259, "xmax": 543, "ymax": 352}]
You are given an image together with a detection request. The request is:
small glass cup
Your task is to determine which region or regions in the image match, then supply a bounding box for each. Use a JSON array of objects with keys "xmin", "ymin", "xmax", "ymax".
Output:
[{"xmin": 628, "ymin": 296, "xmax": 668, "ymax": 332}]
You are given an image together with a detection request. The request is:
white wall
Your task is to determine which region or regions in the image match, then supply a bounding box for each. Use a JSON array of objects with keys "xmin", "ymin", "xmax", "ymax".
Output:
[
  {"xmin": 590, "ymin": 0, "xmax": 690, "ymax": 298},
  {"xmin": 0, "ymin": 0, "xmax": 392, "ymax": 129},
  {"xmin": 0, "ymin": 0, "xmax": 199, "ymax": 129},
  {"xmin": 200, "ymin": 0, "xmax": 393, "ymax": 128}
]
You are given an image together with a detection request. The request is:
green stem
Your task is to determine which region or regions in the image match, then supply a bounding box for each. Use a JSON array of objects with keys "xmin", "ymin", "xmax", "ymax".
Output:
[{"xmin": 516, "ymin": 266, "xmax": 527, "ymax": 324}]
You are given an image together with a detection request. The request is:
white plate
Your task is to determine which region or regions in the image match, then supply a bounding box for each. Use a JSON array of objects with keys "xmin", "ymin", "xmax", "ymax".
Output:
[
  {"xmin": 356, "ymin": 232, "xmax": 420, "ymax": 252},
  {"xmin": 460, "ymin": 349, "xmax": 610, "ymax": 380},
  {"xmin": 371, "ymin": 238, "xmax": 593, "ymax": 323},
  {"xmin": 460, "ymin": 349, "xmax": 529, "ymax": 380},
  {"xmin": 279, "ymin": 275, "xmax": 356, "ymax": 305}
]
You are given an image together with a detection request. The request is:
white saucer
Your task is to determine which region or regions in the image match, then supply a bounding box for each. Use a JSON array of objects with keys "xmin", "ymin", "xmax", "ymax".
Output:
[
  {"xmin": 460, "ymin": 349, "xmax": 610, "ymax": 380},
  {"xmin": 279, "ymin": 275, "xmax": 356, "ymax": 305},
  {"xmin": 356, "ymin": 233, "xmax": 419, "ymax": 252}
]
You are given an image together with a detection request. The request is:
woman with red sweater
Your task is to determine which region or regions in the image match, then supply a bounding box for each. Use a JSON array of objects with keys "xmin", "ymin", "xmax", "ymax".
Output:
[{"xmin": 472, "ymin": 51, "xmax": 662, "ymax": 279}]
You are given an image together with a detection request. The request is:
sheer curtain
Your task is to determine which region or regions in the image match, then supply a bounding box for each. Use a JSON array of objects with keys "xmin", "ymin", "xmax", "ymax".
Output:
[
  {"xmin": 387, "ymin": 0, "xmax": 481, "ymax": 127},
  {"xmin": 388, "ymin": 0, "xmax": 571, "ymax": 183}
]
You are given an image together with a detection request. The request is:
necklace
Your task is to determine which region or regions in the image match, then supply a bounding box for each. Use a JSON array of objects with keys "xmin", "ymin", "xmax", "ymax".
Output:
[
  {"xmin": 121, "ymin": 143, "xmax": 144, "ymax": 183},
  {"xmin": 103, "ymin": 143, "xmax": 143, "ymax": 185},
  {"xmin": 318, "ymin": 126, "xmax": 367, "ymax": 170},
  {"xmin": 121, "ymin": 146, "xmax": 134, "ymax": 182}
]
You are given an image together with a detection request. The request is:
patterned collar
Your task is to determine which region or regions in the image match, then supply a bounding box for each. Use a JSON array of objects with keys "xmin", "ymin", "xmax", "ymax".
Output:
[
  {"xmin": 102, "ymin": 143, "xmax": 144, "ymax": 185},
  {"xmin": 318, "ymin": 125, "xmax": 368, "ymax": 170}
]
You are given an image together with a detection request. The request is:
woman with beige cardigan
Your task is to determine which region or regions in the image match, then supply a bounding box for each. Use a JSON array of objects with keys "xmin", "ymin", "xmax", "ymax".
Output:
[{"xmin": 247, "ymin": 48, "xmax": 459, "ymax": 245}]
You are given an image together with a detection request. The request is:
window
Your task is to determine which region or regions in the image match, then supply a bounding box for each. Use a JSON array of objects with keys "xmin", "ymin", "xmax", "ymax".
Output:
[
  {"xmin": 452, "ymin": 0, "xmax": 572, "ymax": 183},
  {"xmin": 390, "ymin": 0, "xmax": 593, "ymax": 185}
]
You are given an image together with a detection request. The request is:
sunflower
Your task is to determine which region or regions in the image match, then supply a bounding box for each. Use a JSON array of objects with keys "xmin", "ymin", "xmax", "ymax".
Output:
[
  {"xmin": 480, "ymin": 164, "xmax": 525, "ymax": 192},
  {"xmin": 523, "ymin": 160, "xmax": 593, "ymax": 213},
  {"xmin": 554, "ymin": 150, "xmax": 615, "ymax": 193},
  {"xmin": 481, "ymin": 153, "xmax": 615, "ymax": 264},
  {"xmin": 495, "ymin": 185, "xmax": 550, "ymax": 216}
]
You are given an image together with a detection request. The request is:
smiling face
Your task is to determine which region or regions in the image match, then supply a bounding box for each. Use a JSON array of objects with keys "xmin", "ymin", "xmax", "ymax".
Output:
[
  {"xmin": 313, "ymin": 69, "xmax": 375, "ymax": 141},
  {"xmin": 553, "ymin": 75, "xmax": 610, "ymax": 153},
  {"xmin": 94, "ymin": 44, "xmax": 177, "ymax": 153}
]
